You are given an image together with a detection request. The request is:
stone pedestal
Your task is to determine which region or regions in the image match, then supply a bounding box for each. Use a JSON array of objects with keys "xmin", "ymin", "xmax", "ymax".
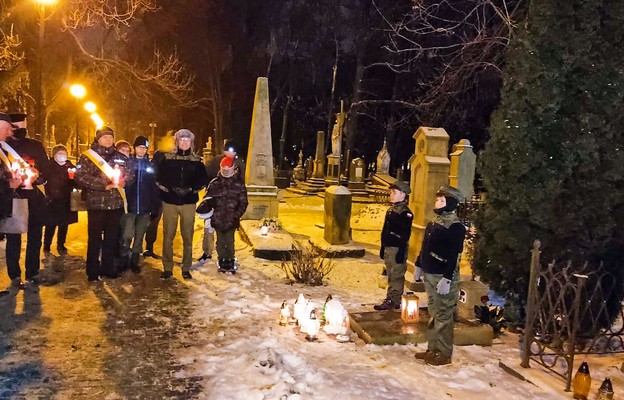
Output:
[
  {"xmin": 450, "ymin": 139, "xmax": 477, "ymax": 201},
  {"xmin": 243, "ymin": 185, "xmax": 279, "ymax": 220},
  {"xmin": 289, "ymin": 132, "xmax": 326, "ymax": 194},
  {"xmin": 347, "ymin": 157, "xmax": 368, "ymax": 198},
  {"xmin": 325, "ymin": 154, "xmax": 341, "ymax": 187},
  {"xmin": 324, "ymin": 185, "xmax": 351, "ymax": 245},
  {"xmin": 457, "ymin": 280, "xmax": 489, "ymax": 320},
  {"xmin": 408, "ymin": 127, "xmax": 451, "ymax": 264}
]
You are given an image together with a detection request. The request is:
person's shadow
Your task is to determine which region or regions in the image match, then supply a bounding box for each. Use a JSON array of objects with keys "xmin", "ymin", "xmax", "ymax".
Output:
[{"xmin": 0, "ymin": 286, "xmax": 59, "ymax": 398}]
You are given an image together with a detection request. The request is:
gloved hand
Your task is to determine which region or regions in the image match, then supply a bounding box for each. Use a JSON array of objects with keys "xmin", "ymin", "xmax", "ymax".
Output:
[
  {"xmin": 436, "ymin": 278, "xmax": 452, "ymax": 295},
  {"xmin": 379, "ymin": 246, "xmax": 385, "ymax": 260},
  {"xmin": 395, "ymin": 247, "xmax": 406, "ymax": 264},
  {"xmin": 172, "ymin": 187, "xmax": 192, "ymax": 197}
]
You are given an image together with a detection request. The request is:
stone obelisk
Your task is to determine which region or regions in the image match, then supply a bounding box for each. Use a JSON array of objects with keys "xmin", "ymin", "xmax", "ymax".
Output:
[{"xmin": 242, "ymin": 77, "xmax": 279, "ymax": 220}]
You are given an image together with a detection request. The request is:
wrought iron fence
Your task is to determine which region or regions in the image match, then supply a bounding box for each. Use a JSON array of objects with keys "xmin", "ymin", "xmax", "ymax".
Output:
[{"xmin": 521, "ymin": 240, "xmax": 624, "ymax": 391}]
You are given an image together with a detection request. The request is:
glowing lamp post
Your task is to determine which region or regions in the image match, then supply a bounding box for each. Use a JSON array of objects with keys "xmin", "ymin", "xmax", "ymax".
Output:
[
  {"xmin": 401, "ymin": 292, "xmax": 420, "ymax": 323},
  {"xmin": 70, "ymin": 84, "xmax": 86, "ymax": 159}
]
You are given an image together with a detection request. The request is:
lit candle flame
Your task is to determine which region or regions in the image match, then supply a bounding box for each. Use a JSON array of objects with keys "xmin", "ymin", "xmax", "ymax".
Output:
[{"xmin": 111, "ymin": 165, "xmax": 121, "ymax": 186}]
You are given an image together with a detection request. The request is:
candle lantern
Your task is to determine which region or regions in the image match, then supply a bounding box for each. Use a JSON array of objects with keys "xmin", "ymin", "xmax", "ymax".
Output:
[
  {"xmin": 323, "ymin": 299, "xmax": 349, "ymax": 335},
  {"xmin": 111, "ymin": 164, "xmax": 121, "ymax": 186},
  {"xmin": 401, "ymin": 291, "xmax": 419, "ymax": 323},
  {"xmin": 279, "ymin": 300, "xmax": 290, "ymax": 326},
  {"xmin": 260, "ymin": 225, "xmax": 269, "ymax": 236},
  {"xmin": 293, "ymin": 293, "xmax": 306, "ymax": 323},
  {"xmin": 305, "ymin": 309, "xmax": 320, "ymax": 341}
]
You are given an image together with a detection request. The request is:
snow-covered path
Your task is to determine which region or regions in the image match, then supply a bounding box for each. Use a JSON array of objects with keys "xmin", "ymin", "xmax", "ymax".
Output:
[{"xmin": 0, "ymin": 193, "xmax": 621, "ymax": 399}]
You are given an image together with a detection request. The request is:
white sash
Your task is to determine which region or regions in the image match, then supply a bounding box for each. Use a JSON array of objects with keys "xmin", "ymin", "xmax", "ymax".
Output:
[
  {"xmin": 0, "ymin": 141, "xmax": 45, "ymax": 195},
  {"xmin": 83, "ymin": 149, "xmax": 128, "ymax": 213}
]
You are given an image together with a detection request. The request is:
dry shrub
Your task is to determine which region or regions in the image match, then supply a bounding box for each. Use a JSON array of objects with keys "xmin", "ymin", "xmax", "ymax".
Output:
[{"xmin": 280, "ymin": 244, "xmax": 335, "ymax": 286}]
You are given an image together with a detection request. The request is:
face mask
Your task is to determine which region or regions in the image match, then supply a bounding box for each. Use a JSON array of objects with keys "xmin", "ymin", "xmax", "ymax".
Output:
[
  {"xmin": 13, "ymin": 128, "xmax": 27, "ymax": 139},
  {"xmin": 55, "ymin": 154, "xmax": 68, "ymax": 165}
]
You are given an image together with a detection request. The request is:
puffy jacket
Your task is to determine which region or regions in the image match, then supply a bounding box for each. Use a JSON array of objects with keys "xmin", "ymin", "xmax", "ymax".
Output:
[
  {"xmin": 156, "ymin": 150, "xmax": 207, "ymax": 205},
  {"xmin": 126, "ymin": 156, "xmax": 159, "ymax": 214},
  {"xmin": 381, "ymin": 201, "xmax": 413, "ymax": 248},
  {"xmin": 206, "ymin": 172, "xmax": 248, "ymax": 230},
  {"xmin": 75, "ymin": 143, "xmax": 135, "ymax": 211},
  {"xmin": 45, "ymin": 159, "xmax": 78, "ymax": 226},
  {"xmin": 417, "ymin": 212, "xmax": 466, "ymax": 280}
]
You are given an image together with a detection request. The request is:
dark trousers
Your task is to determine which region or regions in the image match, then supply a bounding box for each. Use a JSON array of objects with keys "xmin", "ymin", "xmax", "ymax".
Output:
[
  {"xmin": 6, "ymin": 219, "xmax": 44, "ymax": 281},
  {"xmin": 215, "ymin": 227, "xmax": 236, "ymax": 260},
  {"xmin": 44, "ymin": 224, "xmax": 68, "ymax": 250},
  {"xmin": 86, "ymin": 209, "xmax": 123, "ymax": 279},
  {"xmin": 144, "ymin": 203, "xmax": 162, "ymax": 252}
]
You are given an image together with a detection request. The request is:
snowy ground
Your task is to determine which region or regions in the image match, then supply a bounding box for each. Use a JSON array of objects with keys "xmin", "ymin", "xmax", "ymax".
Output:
[{"xmin": 1, "ymin": 191, "xmax": 623, "ymax": 399}]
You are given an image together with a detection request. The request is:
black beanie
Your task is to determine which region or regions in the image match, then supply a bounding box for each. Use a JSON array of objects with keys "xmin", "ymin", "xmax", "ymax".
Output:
[{"xmin": 133, "ymin": 135, "xmax": 149, "ymax": 148}]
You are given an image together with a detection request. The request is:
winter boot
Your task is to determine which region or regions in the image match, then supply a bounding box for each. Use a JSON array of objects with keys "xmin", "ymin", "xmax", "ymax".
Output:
[
  {"xmin": 160, "ymin": 270, "xmax": 173, "ymax": 280},
  {"xmin": 118, "ymin": 255, "xmax": 130, "ymax": 273},
  {"xmin": 373, "ymin": 299, "xmax": 400, "ymax": 311},
  {"xmin": 57, "ymin": 245, "xmax": 68, "ymax": 256},
  {"xmin": 182, "ymin": 271, "xmax": 192, "ymax": 280},
  {"xmin": 130, "ymin": 253, "xmax": 141, "ymax": 273}
]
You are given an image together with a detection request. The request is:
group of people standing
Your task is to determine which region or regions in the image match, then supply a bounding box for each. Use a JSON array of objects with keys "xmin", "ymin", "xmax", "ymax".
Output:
[{"xmin": 0, "ymin": 111, "xmax": 248, "ymax": 288}]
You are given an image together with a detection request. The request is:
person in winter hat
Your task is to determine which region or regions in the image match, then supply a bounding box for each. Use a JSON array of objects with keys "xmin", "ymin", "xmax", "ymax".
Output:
[
  {"xmin": 4, "ymin": 111, "xmax": 48, "ymax": 288},
  {"xmin": 43, "ymin": 144, "xmax": 78, "ymax": 257},
  {"xmin": 118, "ymin": 135, "xmax": 159, "ymax": 273},
  {"xmin": 375, "ymin": 180, "xmax": 413, "ymax": 311},
  {"xmin": 115, "ymin": 140, "xmax": 131, "ymax": 157},
  {"xmin": 156, "ymin": 128, "xmax": 208, "ymax": 280},
  {"xmin": 413, "ymin": 185, "xmax": 466, "ymax": 366},
  {"xmin": 196, "ymin": 195, "xmax": 216, "ymax": 263},
  {"xmin": 205, "ymin": 156, "xmax": 248, "ymax": 272},
  {"xmin": 75, "ymin": 126, "xmax": 135, "ymax": 281},
  {"xmin": 205, "ymin": 138, "xmax": 246, "ymax": 183}
]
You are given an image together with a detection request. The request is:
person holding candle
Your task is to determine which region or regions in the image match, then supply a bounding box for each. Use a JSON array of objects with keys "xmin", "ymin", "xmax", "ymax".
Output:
[
  {"xmin": 75, "ymin": 126, "xmax": 135, "ymax": 282},
  {"xmin": 0, "ymin": 113, "xmax": 23, "ymax": 228},
  {"xmin": 43, "ymin": 144, "xmax": 78, "ymax": 257},
  {"xmin": 156, "ymin": 129, "xmax": 208, "ymax": 280},
  {"xmin": 3, "ymin": 112, "xmax": 48, "ymax": 288}
]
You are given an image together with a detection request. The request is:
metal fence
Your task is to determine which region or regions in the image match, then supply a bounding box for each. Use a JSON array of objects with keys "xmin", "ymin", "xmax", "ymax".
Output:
[{"xmin": 521, "ymin": 240, "xmax": 624, "ymax": 390}]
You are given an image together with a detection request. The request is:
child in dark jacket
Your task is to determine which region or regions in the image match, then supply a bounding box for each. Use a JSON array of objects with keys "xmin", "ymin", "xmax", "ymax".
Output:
[
  {"xmin": 205, "ymin": 156, "xmax": 248, "ymax": 272},
  {"xmin": 119, "ymin": 136, "xmax": 159, "ymax": 273}
]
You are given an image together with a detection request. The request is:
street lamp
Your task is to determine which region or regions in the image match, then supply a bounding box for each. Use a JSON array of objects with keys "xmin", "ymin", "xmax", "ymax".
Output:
[
  {"xmin": 148, "ymin": 122, "xmax": 157, "ymax": 154},
  {"xmin": 90, "ymin": 113, "xmax": 103, "ymax": 130},
  {"xmin": 84, "ymin": 101, "xmax": 96, "ymax": 113},
  {"xmin": 34, "ymin": 0, "xmax": 58, "ymax": 147},
  {"xmin": 69, "ymin": 84, "xmax": 86, "ymax": 159}
]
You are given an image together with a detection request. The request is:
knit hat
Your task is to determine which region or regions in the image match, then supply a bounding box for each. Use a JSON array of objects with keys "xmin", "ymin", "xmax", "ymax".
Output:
[
  {"xmin": 95, "ymin": 126, "xmax": 114, "ymax": 141},
  {"xmin": 175, "ymin": 129, "xmax": 195, "ymax": 142},
  {"xmin": 133, "ymin": 135, "xmax": 150, "ymax": 148},
  {"xmin": 196, "ymin": 196, "xmax": 216, "ymax": 215},
  {"xmin": 115, "ymin": 140, "xmax": 131, "ymax": 151},
  {"xmin": 52, "ymin": 144, "xmax": 67, "ymax": 157},
  {"xmin": 220, "ymin": 156, "xmax": 236, "ymax": 178}
]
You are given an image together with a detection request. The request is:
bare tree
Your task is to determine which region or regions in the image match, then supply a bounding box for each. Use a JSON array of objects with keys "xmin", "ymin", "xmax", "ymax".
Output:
[{"xmin": 0, "ymin": 25, "xmax": 22, "ymax": 72}]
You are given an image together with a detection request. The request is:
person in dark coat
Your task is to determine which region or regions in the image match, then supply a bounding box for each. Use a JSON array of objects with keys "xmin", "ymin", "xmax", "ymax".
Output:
[
  {"xmin": 119, "ymin": 136, "xmax": 159, "ymax": 273},
  {"xmin": 205, "ymin": 155, "xmax": 248, "ymax": 272},
  {"xmin": 413, "ymin": 185, "xmax": 466, "ymax": 366},
  {"xmin": 156, "ymin": 129, "xmax": 208, "ymax": 280},
  {"xmin": 3, "ymin": 113, "xmax": 48, "ymax": 288},
  {"xmin": 375, "ymin": 181, "xmax": 413, "ymax": 311},
  {"xmin": 0, "ymin": 113, "xmax": 21, "ymax": 221},
  {"xmin": 43, "ymin": 144, "xmax": 78, "ymax": 257},
  {"xmin": 75, "ymin": 126, "xmax": 135, "ymax": 282}
]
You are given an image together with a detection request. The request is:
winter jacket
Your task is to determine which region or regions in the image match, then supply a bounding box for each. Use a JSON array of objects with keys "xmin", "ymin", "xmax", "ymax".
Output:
[
  {"xmin": 381, "ymin": 201, "xmax": 413, "ymax": 248},
  {"xmin": 206, "ymin": 171, "xmax": 248, "ymax": 230},
  {"xmin": 75, "ymin": 143, "xmax": 135, "ymax": 211},
  {"xmin": 417, "ymin": 212, "xmax": 466, "ymax": 280},
  {"xmin": 5, "ymin": 136, "xmax": 49, "ymax": 220},
  {"xmin": 156, "ymin": 149, "xmax": 208, "ymax": 205},
  {"xmin": 0, "ymin": 158, "xmax": 13, "ymax": 220},
  {"xmin": 126, "ymin": 156, "xmax": 159, "ymax": 214},
  {"xmin": 45, "ymin": 159, "xmax": 78, "ymax": 226}
]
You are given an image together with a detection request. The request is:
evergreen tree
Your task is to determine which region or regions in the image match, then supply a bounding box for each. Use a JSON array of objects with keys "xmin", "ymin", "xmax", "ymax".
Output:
[{"xmin": 474, "ymin": 0, "xmax": 624, "ymax": 303}]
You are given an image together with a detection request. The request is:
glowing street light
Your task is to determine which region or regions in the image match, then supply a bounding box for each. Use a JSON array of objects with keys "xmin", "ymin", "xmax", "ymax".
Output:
[
  {"xmin": 34, "ymin": 0, "xmax": 58, "ymax": 5},
  {"xmin": 69, "ymin": 84, "xmax": 86, "ymax": 99},
  {"xmin": 90, "ymin": 113, "xmax": 104, "ymax": 129},
  {"xmin": 84, "ymin": 101, "xmax": 97, "ymax": 113}
]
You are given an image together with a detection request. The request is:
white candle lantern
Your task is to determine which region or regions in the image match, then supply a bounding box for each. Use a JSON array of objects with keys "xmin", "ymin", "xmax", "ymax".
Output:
[
  {"xmin": 401, "ymin": 291, "xmax": 420, "ymax": 323},
  {"xmin": 111, "ymin": 164, "xmax": 121, "ymax": 186},
  {"xmin": 323, "ymin": 299, "xmax": 349, "ymax": 335},
  {"xmin": 293, "ymin": 293, "xmax": 306, "ymax": 323},
  {"xmin": 260, "ymin": 225, "xmax": 269, "ymax": 236},
  {"xmin": 279, "ymin": 300, "xmax": 290, "ymax": 326},
  {"xmin": 305, "ymin": 309, "xmax": 320, "ymax": 341}
]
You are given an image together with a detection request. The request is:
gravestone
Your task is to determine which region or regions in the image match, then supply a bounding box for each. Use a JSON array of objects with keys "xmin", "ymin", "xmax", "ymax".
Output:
[
  {"xmin": 293, "ymin": 150, "xmax": 305, "ymax": 181},
  {"xmin": 377, "ymin": 138, "xmax": 390, "ymax": 175},
  {"xmin": 324, "ymin": 185, "xmax": 352, "ymax": 245},
  {"xmin": 289, "ymin": 132, "xmax": 326, "ymax": 193},
  {"xmin": 243, "ymin": 77, "xmax": 279, "ymax": 220},
  {"xmin": 408, "ymin": 127, "xmax": 451, "ymax": 263},
  {"xmin": 449, "ymin": 139, "xmax": 476, "ymax": 201},
  {"xmin": 347, "ymin": 157, "xmax": 368, "ymax": 197}
]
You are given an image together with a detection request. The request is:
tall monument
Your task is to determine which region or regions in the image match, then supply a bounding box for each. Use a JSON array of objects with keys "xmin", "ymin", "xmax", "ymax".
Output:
[{"xmin": 243, "ymin": 77, "xmax": 279, "ymax": 220}]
